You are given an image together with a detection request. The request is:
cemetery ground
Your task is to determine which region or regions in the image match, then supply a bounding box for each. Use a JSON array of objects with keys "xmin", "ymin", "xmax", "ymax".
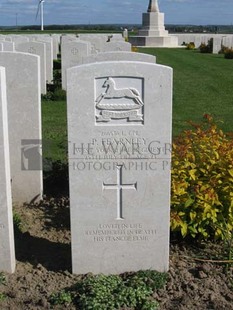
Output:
[{"xmin": 0, "ymin": 48, "xmax": 233, "ymax": 309}]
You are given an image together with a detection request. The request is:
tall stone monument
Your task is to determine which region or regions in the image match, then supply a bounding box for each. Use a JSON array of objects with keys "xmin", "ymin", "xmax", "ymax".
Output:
[{"xmin": 129, "ymin": 0, "xmax": 178, "ymax": 47}]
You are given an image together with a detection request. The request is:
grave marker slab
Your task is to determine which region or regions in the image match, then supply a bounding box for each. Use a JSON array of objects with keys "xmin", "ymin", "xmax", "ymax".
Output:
[
  {"xmin": 61, "ymin": 40, "xmax": 91, "ymax": 90},
  {"xmin": 0, "ymin": 52, "xmax": 42, "ymax": 206},
  {"xmin": 0, "ymin": 66, "xmax": 15, "ymax": 273},
  {"xmin": 15, "ymin": 42, "xmax": 47, "ymax": 94},
  {"xmin": 81, "ymin": 51, "xmax": 156, "ymax": 65},
  {"xmin": 0, "ymin": 41, "xmax": 15, "ymax": 51},
  {"xmin": 67, "ymin": 61, "xmax": 172, "ymax": 275},
  {"xmin": 34, "ymin": 38, "xmax": 53, "ymax": 83},
  {"xmin": 103, "ymin": 41, "xmax": 131, "ymax": 52},
  {"xmin": 213, "ymin": 37, "xmax": 222, "ymax": 54}
]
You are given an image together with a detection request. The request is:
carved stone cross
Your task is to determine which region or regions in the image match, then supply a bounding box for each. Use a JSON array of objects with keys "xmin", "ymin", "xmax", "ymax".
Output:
[{"xmin": 103, "ymin": 165, "xmax": 137, "ymax": 220}]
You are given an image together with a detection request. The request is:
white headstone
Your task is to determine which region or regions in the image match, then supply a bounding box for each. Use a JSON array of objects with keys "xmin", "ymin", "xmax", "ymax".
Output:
[
  {"xmin": 0, "ymin": 52, "xmax": 42, "ymax": 206},
  {"xmin": 103, "ymin": 41, "xmax": 131, "ymax": 52},
  {"xmin": 110, "ymin": 34, "xmax": 124, "ymax": 41},
  {"xmin": 51, "ymin": 34, "xmax": 60, "ymax": 60},
  {"xmin": 67, "ymin": 61, "xmax": 172, "ymax": 275},
  {"xmin": 0, "ymin": 41, "xmax": 15, "ymax": 52},
  {"xmin": 222, "ymin": 36, "xmax": 233, "ymax": 48},
  {"xmin": 78, "ymin": 35, "xmax": 108, "ymax": 54},
  {"xmin": 0, "ymin": 66, "xmax": 15, "ymax": 273},
  {"xmin": 34, "ymin": 38, "xmax": 53, "ymax": 83},
  {"xmin": 15, "ymin": 41, "xmax": 47, "ymax": 94},
  {"xmin": 82, "ymin": 51, "xmax": 156, "ymax": 64},
  {"xmin": 213, "ymin": 37, "xmax": 222, "ymax": 54},
  {"xmin": 62, "ymin": 40, "xmax": 91, "ymax": 90},
  {"xmin": 11, "ymin": 35, "xmax": 29, "ymax": 44}
]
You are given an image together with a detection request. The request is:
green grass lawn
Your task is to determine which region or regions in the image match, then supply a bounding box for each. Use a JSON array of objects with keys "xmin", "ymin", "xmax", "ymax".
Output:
[
  {"xmin": 139, "ymin": 48, "xmax": 233, "ymax": 136},
  {"xmin": 42, "ymin": 100, "xmax": 67, "ymax": 162},
  {"xmin": 43, "ymin": 48, "xmax": 233, "ymax": 162}
]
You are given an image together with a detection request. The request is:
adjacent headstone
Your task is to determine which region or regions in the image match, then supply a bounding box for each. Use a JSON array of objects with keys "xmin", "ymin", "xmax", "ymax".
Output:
[
  {"xmin": 0, "ymin": 66, "xmax": 15, "ymax": 273},
  {"xmin": 213, "ymin": 37, "xmax": 222, "ymax": 54},
  {"xmin": 103, "ymin": 41, "xmax": 131, "ymax": 52},
  {"xmin": 62, "ymin": 40, "xmax": 91, "ymax": 90},
  {"xmin": 110, "ymin": 34, "xmax": 124, "ymax": 42},
  {"xmin": 0, "ymin": 52, "xmax": 42, "ymax": 206},
  {"xmin": 222, "ymin": 36, "xmax": 233, "ymax": 49},
  {"xmin": 15, "ymin": 41, "xmax": 47, "ymax": 94},
  {"xmin": 194, "ymin": 36, "xmax": 202, "ymax": 49},
  {"xmin": 34, "ymin": 38, "xmax": 53, "ymax": 83},
  {"xmin": 51, "ymin": 34, "xmax": 60, "ymax": 59},
  {"xmin": 0, "ymin": 41, "xmax": 15, "ymax": 52},
  {"xmin": 78, "ymin": 34, "xmax": 108, "ymax": 54},
  {"xmin": 82, "ymin": 51, "xmax": 156, "ymax": 64},
  {"xmin": 11, "ymin": 35, "xmax": 29, "ymax": 44},
  {"xmin": 67, "ymin": 61, "xmax": 172, "ymax": 274}
]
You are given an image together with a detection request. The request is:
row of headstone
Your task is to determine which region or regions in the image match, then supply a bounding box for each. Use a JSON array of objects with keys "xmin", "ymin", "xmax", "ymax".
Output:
[
  {"xmin": 61, "ymin": 34, "xmax": 141, "ymax": 90},
  {"xmin": 0, "ymin": 33, "xmax": 172, "ymax": 276},
  {"xmin": 173, "ymin": 33, "xmax": 233, "ymax": 53},
  {"xmin": 0, "ymin": 34, "xmax": 61, "ymax": 92}
]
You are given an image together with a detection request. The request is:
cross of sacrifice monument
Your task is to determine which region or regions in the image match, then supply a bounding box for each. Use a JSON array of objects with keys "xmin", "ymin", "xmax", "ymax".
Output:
[
  {"xmin": 129, "ymin": 0, "xmax": 178, "ymax": 47},
  {"xmin": 147, "ymin": 0, "xmax": 159, "ymax": 12},
  {"xmin": 103, "ymin": 165, "xmax": 137, "ymax": 220}
]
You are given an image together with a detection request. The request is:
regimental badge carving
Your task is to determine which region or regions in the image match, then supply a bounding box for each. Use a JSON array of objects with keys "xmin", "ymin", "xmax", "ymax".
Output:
[{"xmin": 95, "ymin": 77, "xmax": 144, "ymax": 125}]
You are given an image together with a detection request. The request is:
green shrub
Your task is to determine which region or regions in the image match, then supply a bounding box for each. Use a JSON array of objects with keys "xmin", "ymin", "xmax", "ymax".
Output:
[
  {"xmin": 50, "ymin": 290, "xmax": 72, "ymax": 305},
  {"xmin": 218, "ymin": 44, "xmax": 228, "ymax": 54},
  {"xmin": 53, "ymin": 59, "xmax": 61, "ymax": 70},
  {"xmin": 199, "ymin": 38, "xmax": 213, "ymax": 53},
  {"xmin": 0, "ymin": 273, "xmax": 6, "ymax": 286},
  {"xmin": 131, "ymin": 46, "xmax": 138, "ymax": 52},
  {"xmin": 50, "ymin": 270, "xmax": 167, "ymax": 309},
  {"xmin": 224, "ymin": 48, "xmax": 233, "ymax": 59},
  {"xmin": 186, "ymin": 42, "xmax": 195, "ymax": 50},
  {"xmin": 171, "ymin": 115, "xmax": 233, "ymax": 240},
  {"xmin": 53, "ymin": 88, "xmax": 66, "ymax": 101},
  {"xmin": 13, "ymin": 212, "xmax": 23, "ymax": 233},
  {"xmin": 0, "ymin": 273, "xmax": 6, "ymax": 302}
]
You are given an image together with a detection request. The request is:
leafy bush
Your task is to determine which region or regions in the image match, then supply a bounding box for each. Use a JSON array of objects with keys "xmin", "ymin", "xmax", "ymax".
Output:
[
  {"xmin": 224, "ymin": 48, "xmax": 233, "ymax": 59},
  {"xmin": 171, "ymin": 115, "xmax": 233, "ymax": 240},
  {"xmin": 199, "ymin": 38, "xmax": 213, "ymax": 53},
  {"xmin": 218, "ymin": 44, "xmax": 228, "ymax": 54},
  {"xmin": 53, "ymin": 59, "xmax": 61, "ymax": 70},
  {"xmin": 186, "ymin": 42, "xmax": 195, "ymax": 50},
  {"xmin": 0, "ymin": 273, "xmax": 6, "ymax": 286},
  {"xmin": 131, "ymin": 46, "xmax": 138, "ymax": 52},
  {"xmin": 0, "ymin": 273, "xmax": 6, "ymax": 301},
  {"xmin": 50, "ymin": 270, "xmax": 167, "ymax": 309},
  {"xmin": 13, "ymin": 212, "xmax": 23, "ymax": 233}
]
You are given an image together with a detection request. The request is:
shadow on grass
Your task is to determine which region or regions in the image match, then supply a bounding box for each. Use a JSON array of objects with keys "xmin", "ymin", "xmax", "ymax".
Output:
[{"xmin": 43, "ymin": 160, "xmax": 69, "ymax": 197}]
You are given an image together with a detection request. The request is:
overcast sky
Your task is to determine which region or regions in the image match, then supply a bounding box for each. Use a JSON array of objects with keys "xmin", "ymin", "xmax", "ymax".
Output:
[{"xmin": 0, "ymin": 0, "xmax": 233, "ymax": 26}]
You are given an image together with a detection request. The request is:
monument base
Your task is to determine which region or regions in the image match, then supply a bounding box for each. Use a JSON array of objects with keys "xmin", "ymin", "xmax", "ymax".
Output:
[{"xmin": 129, "ymin": 35, "xmax": 178, "ymax": 47}]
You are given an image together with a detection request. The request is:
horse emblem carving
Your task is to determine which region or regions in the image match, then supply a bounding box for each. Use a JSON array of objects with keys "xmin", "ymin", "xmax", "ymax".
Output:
[
  {"xmin": 95, "ymin": 77, "xmax": 144, "ymax": 123},
  {"xmin": 95, "ymin": 77, "xmax": 144, "ymax": 110}
]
